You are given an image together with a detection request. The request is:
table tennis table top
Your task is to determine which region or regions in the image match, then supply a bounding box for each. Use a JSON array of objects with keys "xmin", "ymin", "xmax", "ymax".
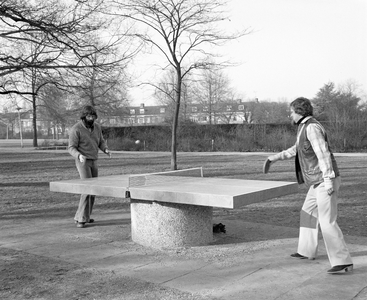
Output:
[{"xmin": 50, "ymin": 168, "xmax": 298, "ymax": 209}]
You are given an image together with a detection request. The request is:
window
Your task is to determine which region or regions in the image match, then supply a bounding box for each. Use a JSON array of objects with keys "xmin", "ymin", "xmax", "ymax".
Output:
[
  {"xmin": 226, "ymin": 105, "xmax": 232, "ymax": 111},
  {"xmin": 203, "ymin": 106, "xmax": 208, "ymax": 112},
  {"xmin": 110, "ymin": 119, "xmax": 116, "ymax": 124},
  {"xmin": 192, "ymin": 106, "xmax": 197, "ymax": 112},
  {"xmin": 138, "ymin": 118, "xmax": 144, "ymax": 124},
  {"xmin": 160, "ymin": 107, "xmax": 166, "ymax": 113},
  {"xmin": 139, "ymin": 108, "xmax": 145, "ymax": 114},
  {"xmin": 238, "ymin": 105, "xmax": 244, "ymax": 110},
  {"xmin": 130, "ymin": 109, "xmax": 135, "ymax": 115}
]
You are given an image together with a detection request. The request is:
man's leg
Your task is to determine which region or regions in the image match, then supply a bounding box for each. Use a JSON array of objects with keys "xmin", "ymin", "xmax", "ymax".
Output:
[
  {"xmin": 316, "ymin": 177, "xmax": 353, "ymax": 267},
  {"xmin": 87, "ymin": 160, "xmax": 98, "ymax": 222},
  {"xmin": 297, "ymin": 185, "xmax": 319, "ymax": 259},
  {"xmin": 74, "ymin": 159, "xmax": 93, "ymax": 224}
]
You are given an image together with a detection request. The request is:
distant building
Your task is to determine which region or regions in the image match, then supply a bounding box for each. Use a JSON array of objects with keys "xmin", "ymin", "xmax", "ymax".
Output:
[
  {"xmin": 0, "ymin": 101, "xmax": 253, "ymax": 138},
  {"xmin": 100, "ymin": 104, "xmax": 169, "ymax": 127},
  {"xmin": 100, "ymin": 101, "xmax": 252, "ymax": 127},
  {"xmin": 184, "ymin": 102, "xmax": 252, "ymax": 125}
]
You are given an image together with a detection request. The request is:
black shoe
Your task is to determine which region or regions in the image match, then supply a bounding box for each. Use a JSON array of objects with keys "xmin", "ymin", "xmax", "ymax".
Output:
[
  {"xmin": 327, "ymin": 264, "xmax": 353, "ymax": 274},
  {"xmin": 290, "ymin": 253, "xmax": 315, "ymax": 260},
  {"xmin": 74, "ymin": 219, "xmax": 94, "ymax": 224}
]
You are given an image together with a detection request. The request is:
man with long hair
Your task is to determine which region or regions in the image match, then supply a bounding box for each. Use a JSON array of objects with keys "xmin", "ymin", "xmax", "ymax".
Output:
[
  {"xmin": 264, "ymin": 97, "xmax": 353, "ymax": 274},
  {"xmin": 68, "ymin": 105, "xmax": 111, "ymax": 228}
]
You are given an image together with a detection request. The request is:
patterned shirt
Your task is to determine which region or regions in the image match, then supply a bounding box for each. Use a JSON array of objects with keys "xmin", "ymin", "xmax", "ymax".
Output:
[{"xmin": 273, "ymin": 116, "xmax": 336, "ymax": 180}]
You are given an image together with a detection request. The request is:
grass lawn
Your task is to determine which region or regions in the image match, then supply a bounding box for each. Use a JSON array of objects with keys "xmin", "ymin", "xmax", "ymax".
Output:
[{"xmin": 0, "ymin": 149, "xmax": 366, "ymax": 237}]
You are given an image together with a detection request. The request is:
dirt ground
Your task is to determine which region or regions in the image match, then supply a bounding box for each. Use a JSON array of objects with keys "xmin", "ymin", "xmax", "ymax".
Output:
[
  {"xmin": 0, "ymin": 149, "xmax": 366, "ymax": 299},
  {"xmin": 0, "ymin": 246, "xmax": 212, "ymax": 300},
  {"xmin": 0, "ymin": 208, "xmax": 306, "ymax": 300}
]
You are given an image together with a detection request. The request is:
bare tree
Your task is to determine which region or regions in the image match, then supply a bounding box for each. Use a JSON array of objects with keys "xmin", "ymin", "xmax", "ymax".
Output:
[
  {"xmin": 38, "ymin": 84, "xmax": 69, "ymax": 139},
  {"xmin": 1, "ymin": 0, "xmax": 139, "ymax": 145},
  {"xmin": 194, "ymin": 67, "xmax": 235, "ymax": 124},
  {"xmin": 154, "ymin": 68, "xmax": 193, "ymax": 124},
  {"xmin": 66, "ymin": 51, "xmax": 131, "ymax": 115},
  {"xmin": 111, "ymin": 0, "xmax": 249, "ymax": 169},
  {"xmin": 6, "ymin": 30, "xmax": 130, "ymax": 146},
  {"xmin": 0, "ymin": 0, "xmax": 137, "ymax": 95},
  {"xmin": 12, "ymin": 40, "xmax": 63, "ymax": 146}
]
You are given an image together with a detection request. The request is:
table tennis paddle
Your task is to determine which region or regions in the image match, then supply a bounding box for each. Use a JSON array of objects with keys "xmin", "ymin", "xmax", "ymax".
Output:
[{"xmin": 263, "ymin": 159, "xmax": 272, "ymax": 174}]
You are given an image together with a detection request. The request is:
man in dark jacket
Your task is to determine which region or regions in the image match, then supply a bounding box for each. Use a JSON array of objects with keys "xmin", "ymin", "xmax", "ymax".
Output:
[
  {"xmin": 68, "ymin": 105, "xmax": 111, "ymax": 228},
  {"xmin": 264, "ymin": 97, "xmax": 353, "ymax": 274}
]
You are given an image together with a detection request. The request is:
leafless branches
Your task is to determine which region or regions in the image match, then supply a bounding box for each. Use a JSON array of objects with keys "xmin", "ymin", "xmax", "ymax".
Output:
[
  {"xmin": 0, "ymin": 0, "xmax": 137, "ymax": 95},
  {"xmin": 109, "ymin": 0, "xmax": 250, "ymax": 169},
  {"xmin": 111, "ymin": 0, "xmax": 249, "ymax": 76}
]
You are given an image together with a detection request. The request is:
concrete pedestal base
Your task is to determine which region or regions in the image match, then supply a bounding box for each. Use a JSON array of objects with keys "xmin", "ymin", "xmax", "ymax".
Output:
[{"xmin": 131, "ymin": 199, "xmax": 213, "ymax": 249}]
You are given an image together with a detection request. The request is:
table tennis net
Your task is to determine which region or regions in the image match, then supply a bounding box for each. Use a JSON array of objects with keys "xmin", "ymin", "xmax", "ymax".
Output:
[{"xmin": 127, "ymin": 167, "xmax": 203, "ymax": 188}]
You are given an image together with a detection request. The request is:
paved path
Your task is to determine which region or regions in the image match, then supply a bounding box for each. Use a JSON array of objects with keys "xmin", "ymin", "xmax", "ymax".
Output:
[{"xmin": 1, "ymin": 209, "xmax": 366, "ymax": 299}]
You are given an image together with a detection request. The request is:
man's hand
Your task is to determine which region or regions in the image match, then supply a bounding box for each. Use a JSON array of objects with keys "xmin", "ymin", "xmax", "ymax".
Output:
[
  {"xmin": 79, "ymin": 154, "xmax": 86, "ymax": 163},
  {"xmin": 105, "ymin": 149, "xmax": 112, "ymax": 159},
  {"xmin": 324, "ymin": 178, "xmax": 334, "ymax": 196}
]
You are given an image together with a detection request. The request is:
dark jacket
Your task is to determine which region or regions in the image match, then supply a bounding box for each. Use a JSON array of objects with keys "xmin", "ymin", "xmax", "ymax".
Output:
[{"xmin": 68, "ymin": 121, "xmax": 107, "ymax": 160}]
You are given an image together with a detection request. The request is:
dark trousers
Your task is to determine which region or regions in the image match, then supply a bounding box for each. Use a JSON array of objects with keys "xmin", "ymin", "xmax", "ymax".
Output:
[{"xmin": 74, "ymin": 159, "xmax": 98, "ymax": 223}]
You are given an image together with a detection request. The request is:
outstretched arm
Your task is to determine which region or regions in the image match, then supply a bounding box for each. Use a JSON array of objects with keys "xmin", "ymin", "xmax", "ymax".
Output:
[{"xmin": 263, "ymin": 145, "xmax": 297, "ymax": 174}]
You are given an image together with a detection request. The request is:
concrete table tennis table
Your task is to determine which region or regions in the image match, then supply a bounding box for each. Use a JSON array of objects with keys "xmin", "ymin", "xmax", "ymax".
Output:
[{"xmin": 50, "ymin": 168, "xmax": 298, "ymax": 249}]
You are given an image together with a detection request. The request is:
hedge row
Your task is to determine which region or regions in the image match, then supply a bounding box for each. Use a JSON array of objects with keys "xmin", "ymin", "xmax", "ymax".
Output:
[{"xmin": 102, "ymin": 123, "xmax": 298, "ymax": 152}]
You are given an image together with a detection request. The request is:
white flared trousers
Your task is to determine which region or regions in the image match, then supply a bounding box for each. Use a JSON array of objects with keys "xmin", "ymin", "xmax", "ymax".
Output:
[{"xmin": 297, "ymin": 176, "xmax": 353, "ymax": 267}]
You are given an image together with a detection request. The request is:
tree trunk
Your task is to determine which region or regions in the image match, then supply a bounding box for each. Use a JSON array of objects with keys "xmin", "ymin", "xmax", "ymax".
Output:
[
  {"xmin": 32, "ymin": 94, "xmax": 38, "ymax": 147},
  {"xmin": 171, "ymin": 69, "xmax": 182, "ymax": 170}
]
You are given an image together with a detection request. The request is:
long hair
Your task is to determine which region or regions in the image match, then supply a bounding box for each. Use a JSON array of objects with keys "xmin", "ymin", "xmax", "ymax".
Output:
[
  {"xmin": 290, "ymin": 97, "xmax": 313, "ymax": 117},
  {"xmin": 80, "ymin": 105, "xmax": 98, "ymax": 119}
]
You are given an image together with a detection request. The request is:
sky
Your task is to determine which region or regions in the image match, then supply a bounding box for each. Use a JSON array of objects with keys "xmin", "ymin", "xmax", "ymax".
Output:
[{"xmin": 128, "ymin": 0, "xmax": 367, "ymax": 105}]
